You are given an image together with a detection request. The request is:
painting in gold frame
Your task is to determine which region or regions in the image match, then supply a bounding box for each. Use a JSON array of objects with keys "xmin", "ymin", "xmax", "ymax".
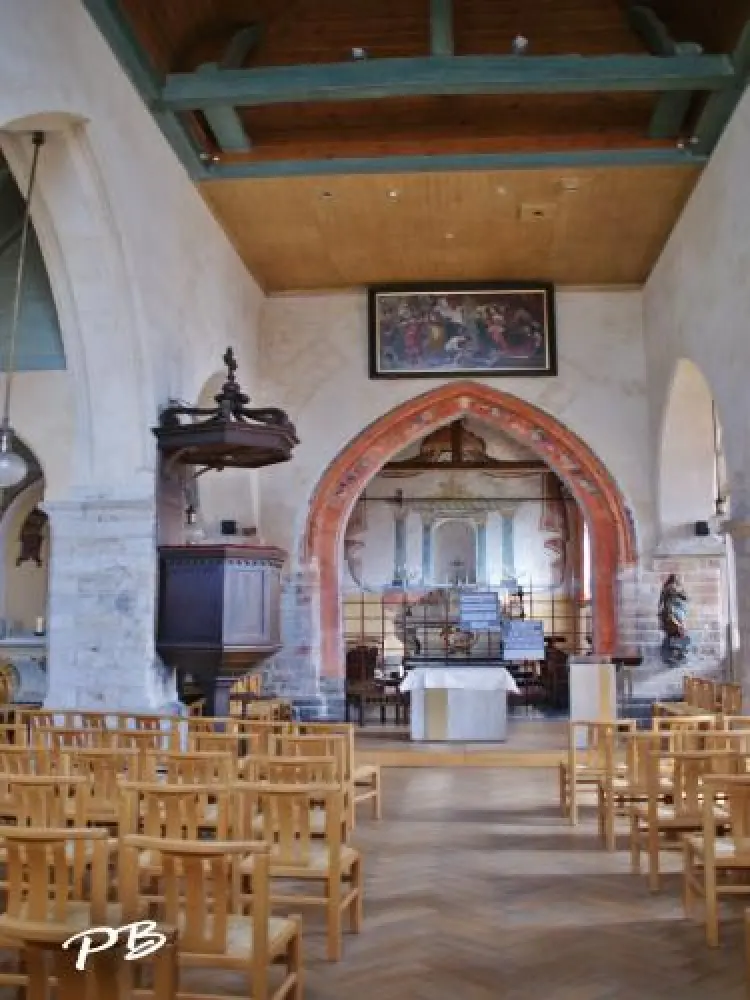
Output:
[{"xmin": 368, "ymin": 282, "xmax": 556, "ymax": 378}]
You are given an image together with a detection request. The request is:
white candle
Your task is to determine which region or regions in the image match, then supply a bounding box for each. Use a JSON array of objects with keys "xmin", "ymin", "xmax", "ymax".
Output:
[{"xmin": 34, "ymin": 616, "xmax": 45, "ymax": 635}]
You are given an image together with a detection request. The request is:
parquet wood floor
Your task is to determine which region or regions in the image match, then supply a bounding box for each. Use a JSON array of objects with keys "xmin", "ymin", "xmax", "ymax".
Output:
[{"xmin": 0, "ymin": 769, "xmax": 743, "ymax": 998}]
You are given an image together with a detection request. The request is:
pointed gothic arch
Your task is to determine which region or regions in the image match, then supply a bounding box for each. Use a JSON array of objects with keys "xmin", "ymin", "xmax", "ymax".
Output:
[{"xmin": 305, "ymin": 381, "xmax": 637, "ymax": 677}]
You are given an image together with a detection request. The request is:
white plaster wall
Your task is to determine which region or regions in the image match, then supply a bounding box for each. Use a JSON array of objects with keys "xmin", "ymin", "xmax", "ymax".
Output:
[
  {"xmin": 644, "ymin": 89, "xmax": 750, "ymax": 512},
  {"xmin": 0, "ymin": 0, "xmax": 263, "ymax": 506},
  {"xmin": 257, "ymin": 290, "xmax": 655, "ymax": 559}
]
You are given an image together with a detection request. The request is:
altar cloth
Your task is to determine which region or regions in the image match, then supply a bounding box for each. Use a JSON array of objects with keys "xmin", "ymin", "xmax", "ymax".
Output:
[{"xmin": 401, "ymin": 666, "xmax": 519, "ymax": 694}]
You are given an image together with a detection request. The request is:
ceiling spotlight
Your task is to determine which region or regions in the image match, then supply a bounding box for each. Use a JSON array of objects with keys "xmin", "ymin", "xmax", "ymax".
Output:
[
  {"xmin": 387, "ymin": 189, "xmax": 400, "ymax": 200},
  {"xmin": 512, "ymin": 35, "xmax": 529, "ymax": 54},
  {"xmin": 560, "ymin": 177, "xmax": 580, "ymax": 192},
  {"xmin": 676, "ymin": 138, "xmax": 687, "ymax": 150},
  {"xmin": 496, "ymin": 185, "xmax": 508, "ymax": 196},
  {"xmin": 445, "ymin": 232, "xmax": 455, "ymax": 240},
  {"xmin": 352, "ymin": 47, "xmax": 367, "ymax": 60}
]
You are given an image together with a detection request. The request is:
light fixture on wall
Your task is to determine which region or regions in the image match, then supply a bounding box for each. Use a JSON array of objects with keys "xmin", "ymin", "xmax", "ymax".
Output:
[{"xmin": 0, "ymin": 131, "xmax": 45, "ymax": 489}]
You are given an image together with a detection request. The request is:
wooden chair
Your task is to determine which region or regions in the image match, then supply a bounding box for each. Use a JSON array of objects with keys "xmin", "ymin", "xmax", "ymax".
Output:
[
  {"xmin": 631, "ymin": 748, "xmax": 740, "ymax": 892},
  {"xmin": 597, "ymin": 731, "xmax": 667, "ymax": 852},
  {"xmin": 298, "ymin": 721, "xmax": 381, "ymax": 822},
  {"xmin": 61, "ymin": 747, "xmax": 138, "ymax": 826},
  {"xmin": 684, "ymin": 774, "xmax": 750, "ymax": 946},
  {"xmin": 560, "ymin": 720, "xmax": 637, "ymax": 824},
  {"xmin": 0, "ymin": 825, "xmax": 176, "ymax": 999},
  {"xmin": 274, "ymin": 734, "xmax": 352, "ymax": 837},
  {"xmin": 236, "ymin": 782, "xmax": 362, "ymax": 961},
  {"xmin": 120, "ymin": 781, "xmax": 232, "ymax": 841},
  {"xmin": 121, "ymin": 835, "xmax": 302, "ymax": 1000}
]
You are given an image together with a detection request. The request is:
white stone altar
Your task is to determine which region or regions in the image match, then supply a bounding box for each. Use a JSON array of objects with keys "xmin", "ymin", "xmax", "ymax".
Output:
[{"xmin": 401, "ymin": 667, "xmax": 519, "ymax": 742}]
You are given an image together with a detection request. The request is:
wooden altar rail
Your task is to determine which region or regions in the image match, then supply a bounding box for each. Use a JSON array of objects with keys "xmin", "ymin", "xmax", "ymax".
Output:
[{"xmin": 653, "ymin": 676, "xmax": 743, "ymax": 719}]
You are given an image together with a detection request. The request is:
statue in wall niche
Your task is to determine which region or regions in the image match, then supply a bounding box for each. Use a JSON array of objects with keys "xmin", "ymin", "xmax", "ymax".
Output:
[
  {"xmin": 658, "ymin": 573, "xmax": 690, "ymax": 666},
  {"xmin": 16, "ymin": 507, "xmax": 47, "ymax": 567}
]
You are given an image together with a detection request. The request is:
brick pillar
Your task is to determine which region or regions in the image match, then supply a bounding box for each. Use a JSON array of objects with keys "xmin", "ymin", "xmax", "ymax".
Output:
[
  {"xmin": 617, "ymin": 550, "xmax": 726, "ymax": 702},
  {"xmin": 43, "ymin": 496, "xmax": 176, "ymax": 711}
]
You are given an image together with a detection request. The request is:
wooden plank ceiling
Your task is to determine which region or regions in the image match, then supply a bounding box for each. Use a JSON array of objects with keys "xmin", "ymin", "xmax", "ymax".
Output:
[
  {"xmin": 111, "ymin": 0, "xmax": 747, "ymax": 289},
  {"xmin": 200, "ymin": 165, "xmax": 699, "ymax": 291}
]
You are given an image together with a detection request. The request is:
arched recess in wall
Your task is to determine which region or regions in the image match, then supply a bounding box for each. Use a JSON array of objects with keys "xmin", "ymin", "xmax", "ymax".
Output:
[
  {"xmin": 0, "ymin": 437, "xmax": 48, "ymax": 636},
  {"xmin": 305, "ymin": 381, "xmax": 637, "ymax": 677},
  {"xmin": 0, "ymin": 117, "xmax": 153, "ymax": 498},
  {"xmin": 658, "ymin": 358, "xmax": 724, "ymax": 541}
]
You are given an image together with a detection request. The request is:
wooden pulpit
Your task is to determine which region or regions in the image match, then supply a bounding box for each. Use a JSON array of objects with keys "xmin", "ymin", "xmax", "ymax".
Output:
[{"xmin": 156, "ymin": 543, "xmax": 285, "ymax": 715}]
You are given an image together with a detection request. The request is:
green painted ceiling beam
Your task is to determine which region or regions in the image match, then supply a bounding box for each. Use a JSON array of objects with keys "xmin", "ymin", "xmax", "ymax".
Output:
[
  {"xmin": 430, "ymin": 0, "xmax": 454, "ymax": 58},
  {"xmin": 160, "ymin": 52, "xmax": 736, "ymax": 111},
  {"xmin": 692, "ymin": 21, "xmax": 750, "ymax": 155},
  {"xmin": 82, "ymin": 0, "xmax": 208, "ymax": 178},
  {"xmin": 627, "ymin": 4, "xmax": 701, "ymax": 140},
  {"xmin": 202, "ymin": 146, "xmax": 706, "ymax": 181}
]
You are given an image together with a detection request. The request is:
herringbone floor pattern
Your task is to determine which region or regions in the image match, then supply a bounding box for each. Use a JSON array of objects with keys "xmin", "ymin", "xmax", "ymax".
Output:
[{"xmin": 0, "ymin": 769, "xmax": 744, "ymax": 997}]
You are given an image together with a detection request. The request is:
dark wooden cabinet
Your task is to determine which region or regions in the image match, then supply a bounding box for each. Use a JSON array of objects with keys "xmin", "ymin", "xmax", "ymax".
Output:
[{"xmin": 157, "ymin": 544, "xmax": 285, "ymax": 715}]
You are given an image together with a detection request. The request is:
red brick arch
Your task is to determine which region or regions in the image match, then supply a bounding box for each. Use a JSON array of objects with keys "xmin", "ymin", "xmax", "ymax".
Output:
[{"xmin": 305, "ymin": 382, "xmax": 637, "ymax": 677}]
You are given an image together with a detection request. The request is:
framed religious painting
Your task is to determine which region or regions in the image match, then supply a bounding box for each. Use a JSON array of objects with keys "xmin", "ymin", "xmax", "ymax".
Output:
[{"xmin": 368, "ymin": 282, "xmax": 556, "ymax": 379}]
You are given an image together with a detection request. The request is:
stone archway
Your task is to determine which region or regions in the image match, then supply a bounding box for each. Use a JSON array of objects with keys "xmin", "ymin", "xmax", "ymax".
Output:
[{"xmin": 305, "ymin": 382, "xmax": 637, "ymax": 678}]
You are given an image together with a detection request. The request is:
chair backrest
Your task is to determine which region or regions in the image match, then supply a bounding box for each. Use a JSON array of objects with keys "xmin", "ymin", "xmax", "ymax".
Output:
[
  {"xmin": 721, "ymin": 714, "xmax": 750, "ymax": 731},
  {"xmin": 719, "ymin": 683, "xmax": 743, "ymax": 715},
  {"xmin": 120, "ymin": 834, "xmax": 270, "ymax": 979},
  {"xmin": 109, "ymin": 728, "xmax": 175, "ymax": 753},
  {"xmin": 0, "ymin": 825, "xmax": 112, "ymax": 927},
  {"xmin": 0, "ymin": 745, "xmax": 39, "ymax": 775},
  {"xmin": 236, "ymin": 783, "xmax": 343, "ymax": 868},
  {"xmin": 61, "ymin": 747, "xmax": 138, "ymax": 807},
  {"xmin": 186, "ymin": 732, "xmax": 240, "ymax": 758},
  {"xmin": 233, "ymin": 719, "xmax": 292, "ymax": 755},
  {"xmin": 244, "ymin": 755, "xmax": 338, "ymax": 785},
  {"xmin": 648, "ymin": 748, "xmax": 743, "ymax": 819},
  {"xmin": 119, "ymin": 781, "xmax": 231, "ymax": 839},
  {"xmin": 568, "ymin": 720, "xmax": 637, "ymax": 772},
  {"xmin": 3, "ymin": 774, "xmax": 87, "ymax": 827},
  {"xmin": 0, "ymin": 724, "xmax": 27, "ymax": 747},
  {"xmin": 142, "ymin": 750, "xmax": 234, "ymax": 784},
  {"xmin": 273, "ymin": 734, "xmax": 347, "ymax": 787},
  {"xmin": 297, "ymin": 722, "xmax": 355, "ymax": 782}
]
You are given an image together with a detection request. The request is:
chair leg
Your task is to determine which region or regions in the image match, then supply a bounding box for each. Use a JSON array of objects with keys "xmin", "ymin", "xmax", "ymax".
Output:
[
  {"xmin": 350, "ymin": 859, "xmax": 363, "ymax": 933},
  {"xmin": 682, "ymin": 841, "xmax": 694, "ymax": 916},
  {"xmin": 288, "ymin": 918, "xmax": 303, "ymax": 1000},
  {"xmin": 558, "ymin": 764, "xmax": 568, "ymax": 817},
  {"xmin": 569, "ymin": 775, "xmax": 578, "ymax": 827},
  {"xmin": 704, "ymin": 860, "xmax": 720, "ymax": 947},
  {"xmin": 327, "ymin": 876, "xmax": 343, "ymax": 962},
  {"xmin": 647, "ymin": 824, "xmax": 661, "ymax": 893},
  {"xmin": 372, "ymin": 768, "xmax": 382, "ymax": 820},
  {"xmin": 630, "ymin": 813, "xmax": 641, "ymax": 874}
]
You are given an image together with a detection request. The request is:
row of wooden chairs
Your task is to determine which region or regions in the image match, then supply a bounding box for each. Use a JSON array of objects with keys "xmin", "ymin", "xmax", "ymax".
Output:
[
  {"xmin": 560, "ymin": 712, "xmax": 750, "ymax": 995},
  {"xmin": 0, "ymin": 718, "xmax": 379, "ymax": 996},
  {"xmin": 0, "ymin": 713, "xmax": 383, "ymax": 824},
  {"xmin": 653, "ymin": 675, "xmax": 744, "ymax": 716}
]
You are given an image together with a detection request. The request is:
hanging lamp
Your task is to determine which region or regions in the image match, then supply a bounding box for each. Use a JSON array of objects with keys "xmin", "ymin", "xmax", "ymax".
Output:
[{"xmin": 0, "ymin": 131, "xmax": 45, "ymax": 489}]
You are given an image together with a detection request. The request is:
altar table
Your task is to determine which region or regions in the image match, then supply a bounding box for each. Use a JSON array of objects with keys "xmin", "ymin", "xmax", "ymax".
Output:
[{"xmin": 400, "ymin": 667, "xmax": 519, "ymax": 742}]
